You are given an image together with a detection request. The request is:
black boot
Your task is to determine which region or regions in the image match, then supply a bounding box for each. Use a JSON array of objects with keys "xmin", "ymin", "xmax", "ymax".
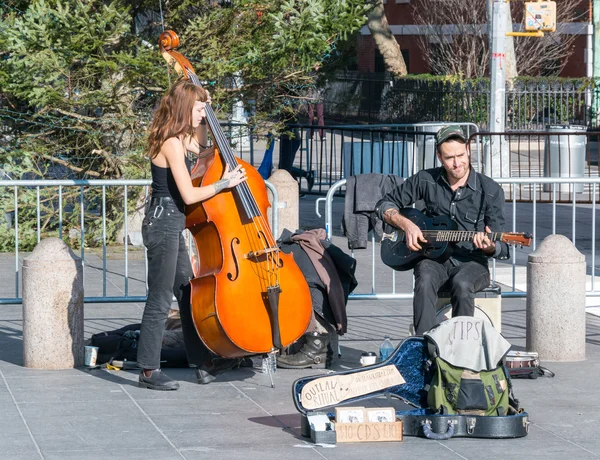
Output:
[
  {"xmin": 277, "ymin": 332, "xmax": 329, "ymax": 369},
  {"xmin": 195, "ymin": 357, "xmax": 253, "ymax": 384}
]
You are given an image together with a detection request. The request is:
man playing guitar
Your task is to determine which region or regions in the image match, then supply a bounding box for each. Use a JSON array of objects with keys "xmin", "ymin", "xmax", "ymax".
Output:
[{"xmin": 375, "ymin": 126, "xmax": 510, "ymax": 336}]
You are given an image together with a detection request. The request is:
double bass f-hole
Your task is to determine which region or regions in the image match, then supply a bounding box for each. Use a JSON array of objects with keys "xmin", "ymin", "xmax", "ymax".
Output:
[{"xmin": 227, "ymin": 237, "xmax": 241, "ymax": 281}]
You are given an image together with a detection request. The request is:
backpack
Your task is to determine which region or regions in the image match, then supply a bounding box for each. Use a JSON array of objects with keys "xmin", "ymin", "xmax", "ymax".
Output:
[
  {"xmin": 91, "ymin": 325, "xmax": 140, "ymax": 364},
  {"xmin": 427, "ymin": 356, "xmax": 515, "ymax": 416},
  {"xmin": 424, "ymin": 316, "xmax": 520, "ymax": 417},
  {"xmin": 90, "ymin": 322, "xmax": 189, "ymax": 368}
]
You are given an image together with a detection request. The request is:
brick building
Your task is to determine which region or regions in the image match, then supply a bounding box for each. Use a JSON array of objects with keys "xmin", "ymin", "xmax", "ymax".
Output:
[{"xmin": 357, "ymin": 0, "xmax": 591, "ymax": 77}]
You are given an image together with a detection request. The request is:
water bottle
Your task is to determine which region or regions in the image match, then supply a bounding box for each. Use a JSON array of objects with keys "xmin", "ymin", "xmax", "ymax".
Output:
[
  {"xmin": 261, "ymin": 352, "xmax": 277, "ymax": 374},
  {"xmin": 379, "ymin": 335, "xmax": 394, "ymax": 362}
]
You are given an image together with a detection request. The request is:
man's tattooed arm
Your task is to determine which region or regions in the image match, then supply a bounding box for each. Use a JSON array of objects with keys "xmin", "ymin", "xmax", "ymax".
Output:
[
  {"xmin": 383, "ymin": 208, "xmax": 416, "ymax": 233},
  {"xmin": 383, "ymin": 208, "xmax": 403, "ymax": 227}
]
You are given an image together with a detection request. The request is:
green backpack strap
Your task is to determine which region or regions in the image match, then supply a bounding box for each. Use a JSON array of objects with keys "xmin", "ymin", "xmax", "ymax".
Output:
[{"xmin": 502, "ymin": 364, "xmax": 521, "ymax": 414}]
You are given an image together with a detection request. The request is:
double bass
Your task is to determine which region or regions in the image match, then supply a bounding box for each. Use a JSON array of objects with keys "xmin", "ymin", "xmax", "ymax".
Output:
[{"xmin": 158, "ymin": 31, "xmax": 312, "ymax": 358}]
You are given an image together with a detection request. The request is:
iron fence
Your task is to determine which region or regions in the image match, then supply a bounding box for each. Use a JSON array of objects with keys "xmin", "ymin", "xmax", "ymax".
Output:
[
  {"xmin": 269, "ymin": 124, "xmax": 443, "ymax": 194},
  {"xmin": 324, "ymin": 73, "xmax": 596, "ymax": 131},
  {"xmin": 0, "ymin": 179, "xmax": 278, "ymax": 304},
  {"xmin": 263, "ymin": 125, "xmax": 599, "ymax": 202}
]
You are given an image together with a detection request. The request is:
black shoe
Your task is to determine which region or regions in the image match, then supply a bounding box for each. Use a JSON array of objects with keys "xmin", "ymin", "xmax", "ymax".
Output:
[
  {"xmin": 138, "ymin": 369, "xmax": 180, "ymax": 391},
  {"xmin": 239, "ymin": 357, "xmax": 254, "ymax": 368},
  {"xmin": 195, "ymin": 367, "xmax": 217, "ymax": 385},
  {"xmin": 194, "ymin": 357, "xmax": 250, "ymax": 385}
]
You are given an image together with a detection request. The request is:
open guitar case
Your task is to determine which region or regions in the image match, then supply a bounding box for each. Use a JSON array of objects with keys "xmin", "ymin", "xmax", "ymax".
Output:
[{"xmin": 292, "ymin": 337, "xmax": 530, "ymax": 440}]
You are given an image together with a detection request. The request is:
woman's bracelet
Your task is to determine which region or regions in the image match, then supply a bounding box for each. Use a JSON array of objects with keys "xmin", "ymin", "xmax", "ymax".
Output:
[{"xmin": 213, "ymin": 178, "xmax": 230, "ymax": 193}]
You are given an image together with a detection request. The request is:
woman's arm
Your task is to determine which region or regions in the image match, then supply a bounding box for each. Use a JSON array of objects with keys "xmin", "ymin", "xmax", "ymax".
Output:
[{"xmin": 161, "ymin": 137, "xmax": 246, "ymax": 205}]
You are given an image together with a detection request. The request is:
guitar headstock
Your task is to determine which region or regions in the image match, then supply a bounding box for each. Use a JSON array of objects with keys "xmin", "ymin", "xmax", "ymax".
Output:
[{"xmin": 501, "ymin": 232, "xmax": 533, "ymax": 247}]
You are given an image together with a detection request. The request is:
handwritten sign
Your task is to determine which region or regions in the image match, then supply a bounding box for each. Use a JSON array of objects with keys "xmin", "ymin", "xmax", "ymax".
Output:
[
  {"xmin": 335, "ymin": 421, "xmax": 403, "ymax": 443},
  {"xmin": 300, "ymin": 365, "xmax": 405, "ymax": 410}
]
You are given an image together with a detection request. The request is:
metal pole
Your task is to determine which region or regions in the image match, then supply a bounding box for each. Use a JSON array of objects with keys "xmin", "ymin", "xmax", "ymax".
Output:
[
  {"xmin": 489, "ymin": 0, "xmax": 510, "ymax": 178},
  {"xmin": 586, "ymin": 1, "xmax": 594, "ymax": 122},
  {"xmin": 593, "ymin": 0, "xmax": 600, "ymax": 125}
]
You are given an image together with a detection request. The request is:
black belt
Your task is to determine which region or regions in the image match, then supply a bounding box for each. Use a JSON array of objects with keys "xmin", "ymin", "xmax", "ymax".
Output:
[{"xmin": 150, "ymin": 196, "xmax": 184, "ymax": 207}]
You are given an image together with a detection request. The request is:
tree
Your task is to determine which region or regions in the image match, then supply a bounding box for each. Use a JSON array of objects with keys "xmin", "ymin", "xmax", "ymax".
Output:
[
  {"xmin": 0, "ymin": 0, "xmax": 166, "ymax": 179},
  {"xmin": 163, "ymin": 0, "xmax": 371, "ymax": 124},
  {"xmin": 0, "ymin": 0, "xmax": 167, "ymax": 250},
  {"xmin": 366, "ymin": 0, "xmax": 407, "ymax": 76},
  {"xmin": 412, "ymin": 0, "xmax": 583, "ymax": 78},
  {"xmin": 0, "ymin": 0, "xmax": 371, "ymax": 249}
]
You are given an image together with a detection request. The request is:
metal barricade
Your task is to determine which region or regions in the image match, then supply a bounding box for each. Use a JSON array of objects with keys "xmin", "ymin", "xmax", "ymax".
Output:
[
  {"xmin": 469, "ymin": 131, "xmax": 600, "ymax": 203},
  {"xmin": 318, "ymin": 177, "xmax": 599, "ymax": 301},
  {"xmin": 276, "ymin": 127, "xmax": 440, "ymax": 194},
  {"xmin": 0, "ymin": 179, "xmax": 278, "ymax": 305}
]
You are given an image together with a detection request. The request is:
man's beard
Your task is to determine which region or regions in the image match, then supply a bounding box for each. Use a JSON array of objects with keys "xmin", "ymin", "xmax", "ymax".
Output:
[{"xmin": 447, "ymin": 165, "xmax": 469, "ymax": 181}]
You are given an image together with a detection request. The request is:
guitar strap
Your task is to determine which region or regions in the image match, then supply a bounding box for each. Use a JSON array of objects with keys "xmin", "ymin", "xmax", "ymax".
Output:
[{"xmin": 475, "ymin": 171, "xmax": 487, "ymax": 230}]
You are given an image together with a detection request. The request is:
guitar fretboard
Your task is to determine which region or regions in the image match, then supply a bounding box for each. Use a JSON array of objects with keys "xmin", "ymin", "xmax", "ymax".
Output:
[{"xmin": 424, "ymin": 231, "xmax": 502, "ymax": 243}]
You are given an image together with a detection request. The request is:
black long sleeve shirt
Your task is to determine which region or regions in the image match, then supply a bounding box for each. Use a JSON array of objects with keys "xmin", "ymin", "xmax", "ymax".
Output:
[{"xmin": 375, "ymin": 167, "xmax": 510, "ymax": 265}]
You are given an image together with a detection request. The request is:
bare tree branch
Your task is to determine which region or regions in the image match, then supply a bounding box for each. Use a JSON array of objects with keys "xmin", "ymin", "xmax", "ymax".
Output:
[
  {"xmin": 412, "ymin": 0, "xmax": 583, "ymax": 77},
  {"xmin": 34, "ymin": 152, "xmax": 102, "ymax": 177}
]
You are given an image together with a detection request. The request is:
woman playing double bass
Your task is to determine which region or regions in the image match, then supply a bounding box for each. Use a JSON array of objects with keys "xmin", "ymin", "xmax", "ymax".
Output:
[{"xmin": 138, "ymin": 79, "xmax": 248, "ymax": 391}]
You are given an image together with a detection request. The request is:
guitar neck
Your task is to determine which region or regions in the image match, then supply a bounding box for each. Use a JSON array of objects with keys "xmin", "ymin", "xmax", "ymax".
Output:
[{"xmin": 424, "ymin": 231, "xmax": 503, "ymax": 243}]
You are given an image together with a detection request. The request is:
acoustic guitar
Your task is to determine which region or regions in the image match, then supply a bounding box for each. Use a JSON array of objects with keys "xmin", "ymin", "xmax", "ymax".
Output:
[{"xmin": 380, "ymin": 208, "xmax": 532, "ymax": 271}]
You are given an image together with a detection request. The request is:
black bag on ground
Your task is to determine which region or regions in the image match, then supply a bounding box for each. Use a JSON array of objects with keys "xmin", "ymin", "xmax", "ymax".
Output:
[
  {"xmin": 91, "ymin": 324, "xmax": 140, "ymax": 364},
  {"xmin": 91, "ymin": 323, "xmax": 188, "ymax": 367}
]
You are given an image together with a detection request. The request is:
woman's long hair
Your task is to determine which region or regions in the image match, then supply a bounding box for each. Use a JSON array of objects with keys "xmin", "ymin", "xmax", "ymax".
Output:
[{"xmin": 147, "ymin": 79, "xmax": 208, "ymax": 159}]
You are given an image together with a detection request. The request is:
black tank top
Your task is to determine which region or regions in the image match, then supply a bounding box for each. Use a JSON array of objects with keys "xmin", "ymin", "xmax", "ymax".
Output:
[{"xmin": 151, "ymin": 155, "xmax": 193, "ymax": 201}]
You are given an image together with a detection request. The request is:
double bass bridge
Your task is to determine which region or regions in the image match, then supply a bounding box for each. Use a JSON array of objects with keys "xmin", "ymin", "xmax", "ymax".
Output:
[{"xmin": 245, "ymin": 246, "xmax": 280, "ymax": 260}]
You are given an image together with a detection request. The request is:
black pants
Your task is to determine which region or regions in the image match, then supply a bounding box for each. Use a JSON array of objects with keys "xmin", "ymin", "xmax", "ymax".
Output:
[
  {"xmin": 137, "ymin": 199, "xmax": 209, "ymax": 370},
  {"xmin": 279, "ymin": 128, "xmax": 309, "ymax": 180},
  {"xmin": 413, "ymin": 259, "xmax": 490, "ymax": 336}
]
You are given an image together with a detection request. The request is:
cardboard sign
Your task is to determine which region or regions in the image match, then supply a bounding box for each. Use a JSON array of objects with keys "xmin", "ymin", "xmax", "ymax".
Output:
[
  {"xmin": 300, "ymin": 365, "xmax": 405, "ymax": 410},
  {"xmin": 334, "ymin": 421, "xmax": 403, "ymax": 443}
]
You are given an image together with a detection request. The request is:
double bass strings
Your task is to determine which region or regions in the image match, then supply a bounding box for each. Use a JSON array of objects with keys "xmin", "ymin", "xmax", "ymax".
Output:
[
  {"xmin": 186, "ymin": 70, "xmax": 281, "ymax": 288},
  {"xmin": 187, "ymin": 72, "xmax": 258, "ymax": 218}
]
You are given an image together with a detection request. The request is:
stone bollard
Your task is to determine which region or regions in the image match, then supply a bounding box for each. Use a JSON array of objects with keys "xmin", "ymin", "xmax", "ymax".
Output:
[
  {"xmin": 23, "ymin": 238, "xmax": 84, "ymax": 369},
  {"xmin": 267, "ymin": 169, "xmax": 299, "ymax": 238},
  {"xmin": 527, "ymin": 234, "xmax": 586, "ymax": 361}
]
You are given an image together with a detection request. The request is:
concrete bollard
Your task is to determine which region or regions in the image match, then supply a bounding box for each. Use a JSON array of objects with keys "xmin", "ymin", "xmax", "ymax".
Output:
[
  {"xmin": 23, "ymin": 238, "xmax": 84, "ymax": 369},
  {"xmin": 526, "ymin": 234, "xmax": 586, "ymax": 361},
  {"xmin": 267, "ymin": 169, "xmax": 299, "ymax": 238}
]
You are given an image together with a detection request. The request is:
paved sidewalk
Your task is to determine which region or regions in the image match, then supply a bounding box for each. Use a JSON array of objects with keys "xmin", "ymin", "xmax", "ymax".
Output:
[
  {"xmin": 0, "ymin": 198, "xmax": 599, "ymax": 459},
  {"xmin": 1, "ymin": 291, "xmax": 600, "ymax": 459}
]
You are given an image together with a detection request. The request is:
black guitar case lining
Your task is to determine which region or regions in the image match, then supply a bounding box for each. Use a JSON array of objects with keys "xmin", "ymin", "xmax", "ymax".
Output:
[{"xmin": 293, "ymin": 337, "xmax": 530, "ymax": 440}]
